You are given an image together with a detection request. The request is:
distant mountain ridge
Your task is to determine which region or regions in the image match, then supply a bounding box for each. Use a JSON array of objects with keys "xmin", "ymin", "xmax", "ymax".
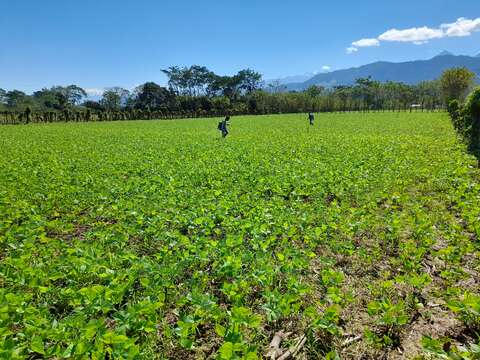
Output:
[
  {"xmin": 285, "ymin": 53, "xmax": 480, "ymax": 91},
  {"xmin": 265, "ymin": 73, "xmax": 316, "ymax": 86},
  {"xmin": 437, "ymin": 50, "xmax": 454, "ymax": 57}
]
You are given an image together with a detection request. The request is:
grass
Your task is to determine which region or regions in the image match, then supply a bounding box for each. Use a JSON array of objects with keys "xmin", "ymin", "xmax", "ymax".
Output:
[{"xmin": 0, "ymin": 113, "xmax": 479, "ymax": 359}]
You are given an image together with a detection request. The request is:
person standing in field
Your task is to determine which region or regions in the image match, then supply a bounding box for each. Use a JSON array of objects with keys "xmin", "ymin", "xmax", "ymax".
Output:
[
  {"xmin": 308, "ymin": 112, "xmax": 315, "ymax": 126},
  {"xmin": 218, "ymin": 115, "xmax": 230, "ymax": 138}
]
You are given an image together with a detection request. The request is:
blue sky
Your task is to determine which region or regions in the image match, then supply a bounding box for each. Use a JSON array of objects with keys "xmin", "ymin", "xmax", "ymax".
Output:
[{"xmin": 1, "ymin": 0, "xmax": 479, "ymax": 94}]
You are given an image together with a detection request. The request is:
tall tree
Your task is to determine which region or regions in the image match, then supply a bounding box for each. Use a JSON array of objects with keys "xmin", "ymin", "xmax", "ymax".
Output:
[
  {"xmin": 415, "ymin": 80, "xmax": 441, "ymax": 108},
  {"xmin": 440, "ymin": 67, "xmax": 476, "ymax": 103},
  {"xmin": 162, "ymin": 65, "xmax": 216, "ymax": 96},
  {"xmin": 100, "ymin": 87, "xmax": 130, "ymax": 110},
  {"xmin": 305, "ymin": 85, "xmax": 325, "ymax": 98},
  {"xmin": 189, "ymin": 65, "xmax": 215, "ymax": 96},
  {"xmin": 64, "ymin": 85, "xmax": 87, "ymax": 105},
  {"xmin": 219, "ymin": 76, "xmax": 241, "ymax": 100},
  {"xmin": 133, "ymin": 82, "xmax": 172, "ymax": 109},
  {"xmin": 36, "ymin": 85, "xmax": 88, "ymax": 109},
  {"xmin": 0, "ymin": 88, "xmax": 6, "ymax": 104},
  {"xmin": 5, "ymin": 90, "xmax": 27, "ymax": 108},
  {"xmin": 83, "ymin": 100, "xmax": 104, "ymax": 111},
  {"xmin": 354, "ymin": 77, "xmax": 381, "ymax": 109},
  {"xmin": 236, "ymin": 69, "xmax": 263, "ymax": 94},
  {"xmin": 33, "ymin": 88, "xmax": 63, "ymax": 109},
  {"xmin": 161, "ymin": 66, "xmax": 183, "ymax": 95},
  {"xmin": 332, "ymin": 86, "xmax": 353, "ymax": 110}
]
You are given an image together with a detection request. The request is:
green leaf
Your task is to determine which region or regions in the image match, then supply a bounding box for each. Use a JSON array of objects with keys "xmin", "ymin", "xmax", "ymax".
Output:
[
  {"xmin": 326, "ymin": 351, "xmax": 341, "ymax": 360},
  {"xmin": 30, "ymin": 336, "xmax": 45, "ymax": 355},
  {"xmin": 215, "ymin": 324, "xmax": 226, "ymax": 337},
  {"xmin": 219, "ymin": 342, "xmax": 234, "ymax": 359}
]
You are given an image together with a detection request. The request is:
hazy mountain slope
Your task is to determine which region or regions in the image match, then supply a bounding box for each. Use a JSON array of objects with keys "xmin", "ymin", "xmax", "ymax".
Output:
[{"xmin": 286, "ymin": 54, "xmax": 480, "ymax": 90}]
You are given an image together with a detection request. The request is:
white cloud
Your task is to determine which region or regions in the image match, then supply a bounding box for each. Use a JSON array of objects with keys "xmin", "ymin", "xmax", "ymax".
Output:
[
  {"xmin": 347, "ymin": 38, "xmax": 379, "ymax": 54},
  {"xmin": 378, "ymin": 26, "xmax": 444, "ymax": 43},
  {"xmin": 441, "ymin": 17, "xmax": 480, "ymax": 37},
  {"xmin": 346, "ymin": 17, "xmax": 480, "ymax": 53},
  {"xmin": 352, "ymin": 38, "xmax": 380, "ymax": 47},
  {"xmin": 85, "ymin": 88, "xmax": 104, "ymax": 96},
  {"xmin": 321, "ymin": 65, "xmax": 331, "ymax": 72}
]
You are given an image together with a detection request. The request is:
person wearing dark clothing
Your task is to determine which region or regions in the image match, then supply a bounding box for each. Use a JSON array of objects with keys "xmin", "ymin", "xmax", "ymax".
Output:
[
  {"xmin": 218, "ymin": 116, "xmax": 230, "ymax": 138},
  {"xmin": 308, "ymin": 112, "xmax": 315, "ymax": 126}
]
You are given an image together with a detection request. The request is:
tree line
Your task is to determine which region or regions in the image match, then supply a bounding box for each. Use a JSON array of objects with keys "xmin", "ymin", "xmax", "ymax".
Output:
[{"xmin": 0, "ymin": 66, "xmax": 477, "ymax": 125}]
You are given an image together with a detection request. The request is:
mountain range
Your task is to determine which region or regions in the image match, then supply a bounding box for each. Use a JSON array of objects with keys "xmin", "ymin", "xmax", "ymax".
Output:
[{"xmin": 283, "ymin": 52, "xmax": 480, "ymax": 91}]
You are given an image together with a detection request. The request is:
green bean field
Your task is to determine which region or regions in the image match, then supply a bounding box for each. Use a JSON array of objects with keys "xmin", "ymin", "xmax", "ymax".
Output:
[{"xmin": 1, "ymin": 113, "xmax": 479, "ymax": 359}]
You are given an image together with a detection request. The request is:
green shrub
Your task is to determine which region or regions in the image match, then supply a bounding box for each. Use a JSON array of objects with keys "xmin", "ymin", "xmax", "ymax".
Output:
[
  {"xmin": 464, "ymin": 87, "xmax": 480, "ymax": 153},
  {"xmin": 447, "ymin": 87, "xmax": 480, "ymax": 156},
  {"xmin": 447, "ymin": 99, "xmax": 462, "ymax": 132}
]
